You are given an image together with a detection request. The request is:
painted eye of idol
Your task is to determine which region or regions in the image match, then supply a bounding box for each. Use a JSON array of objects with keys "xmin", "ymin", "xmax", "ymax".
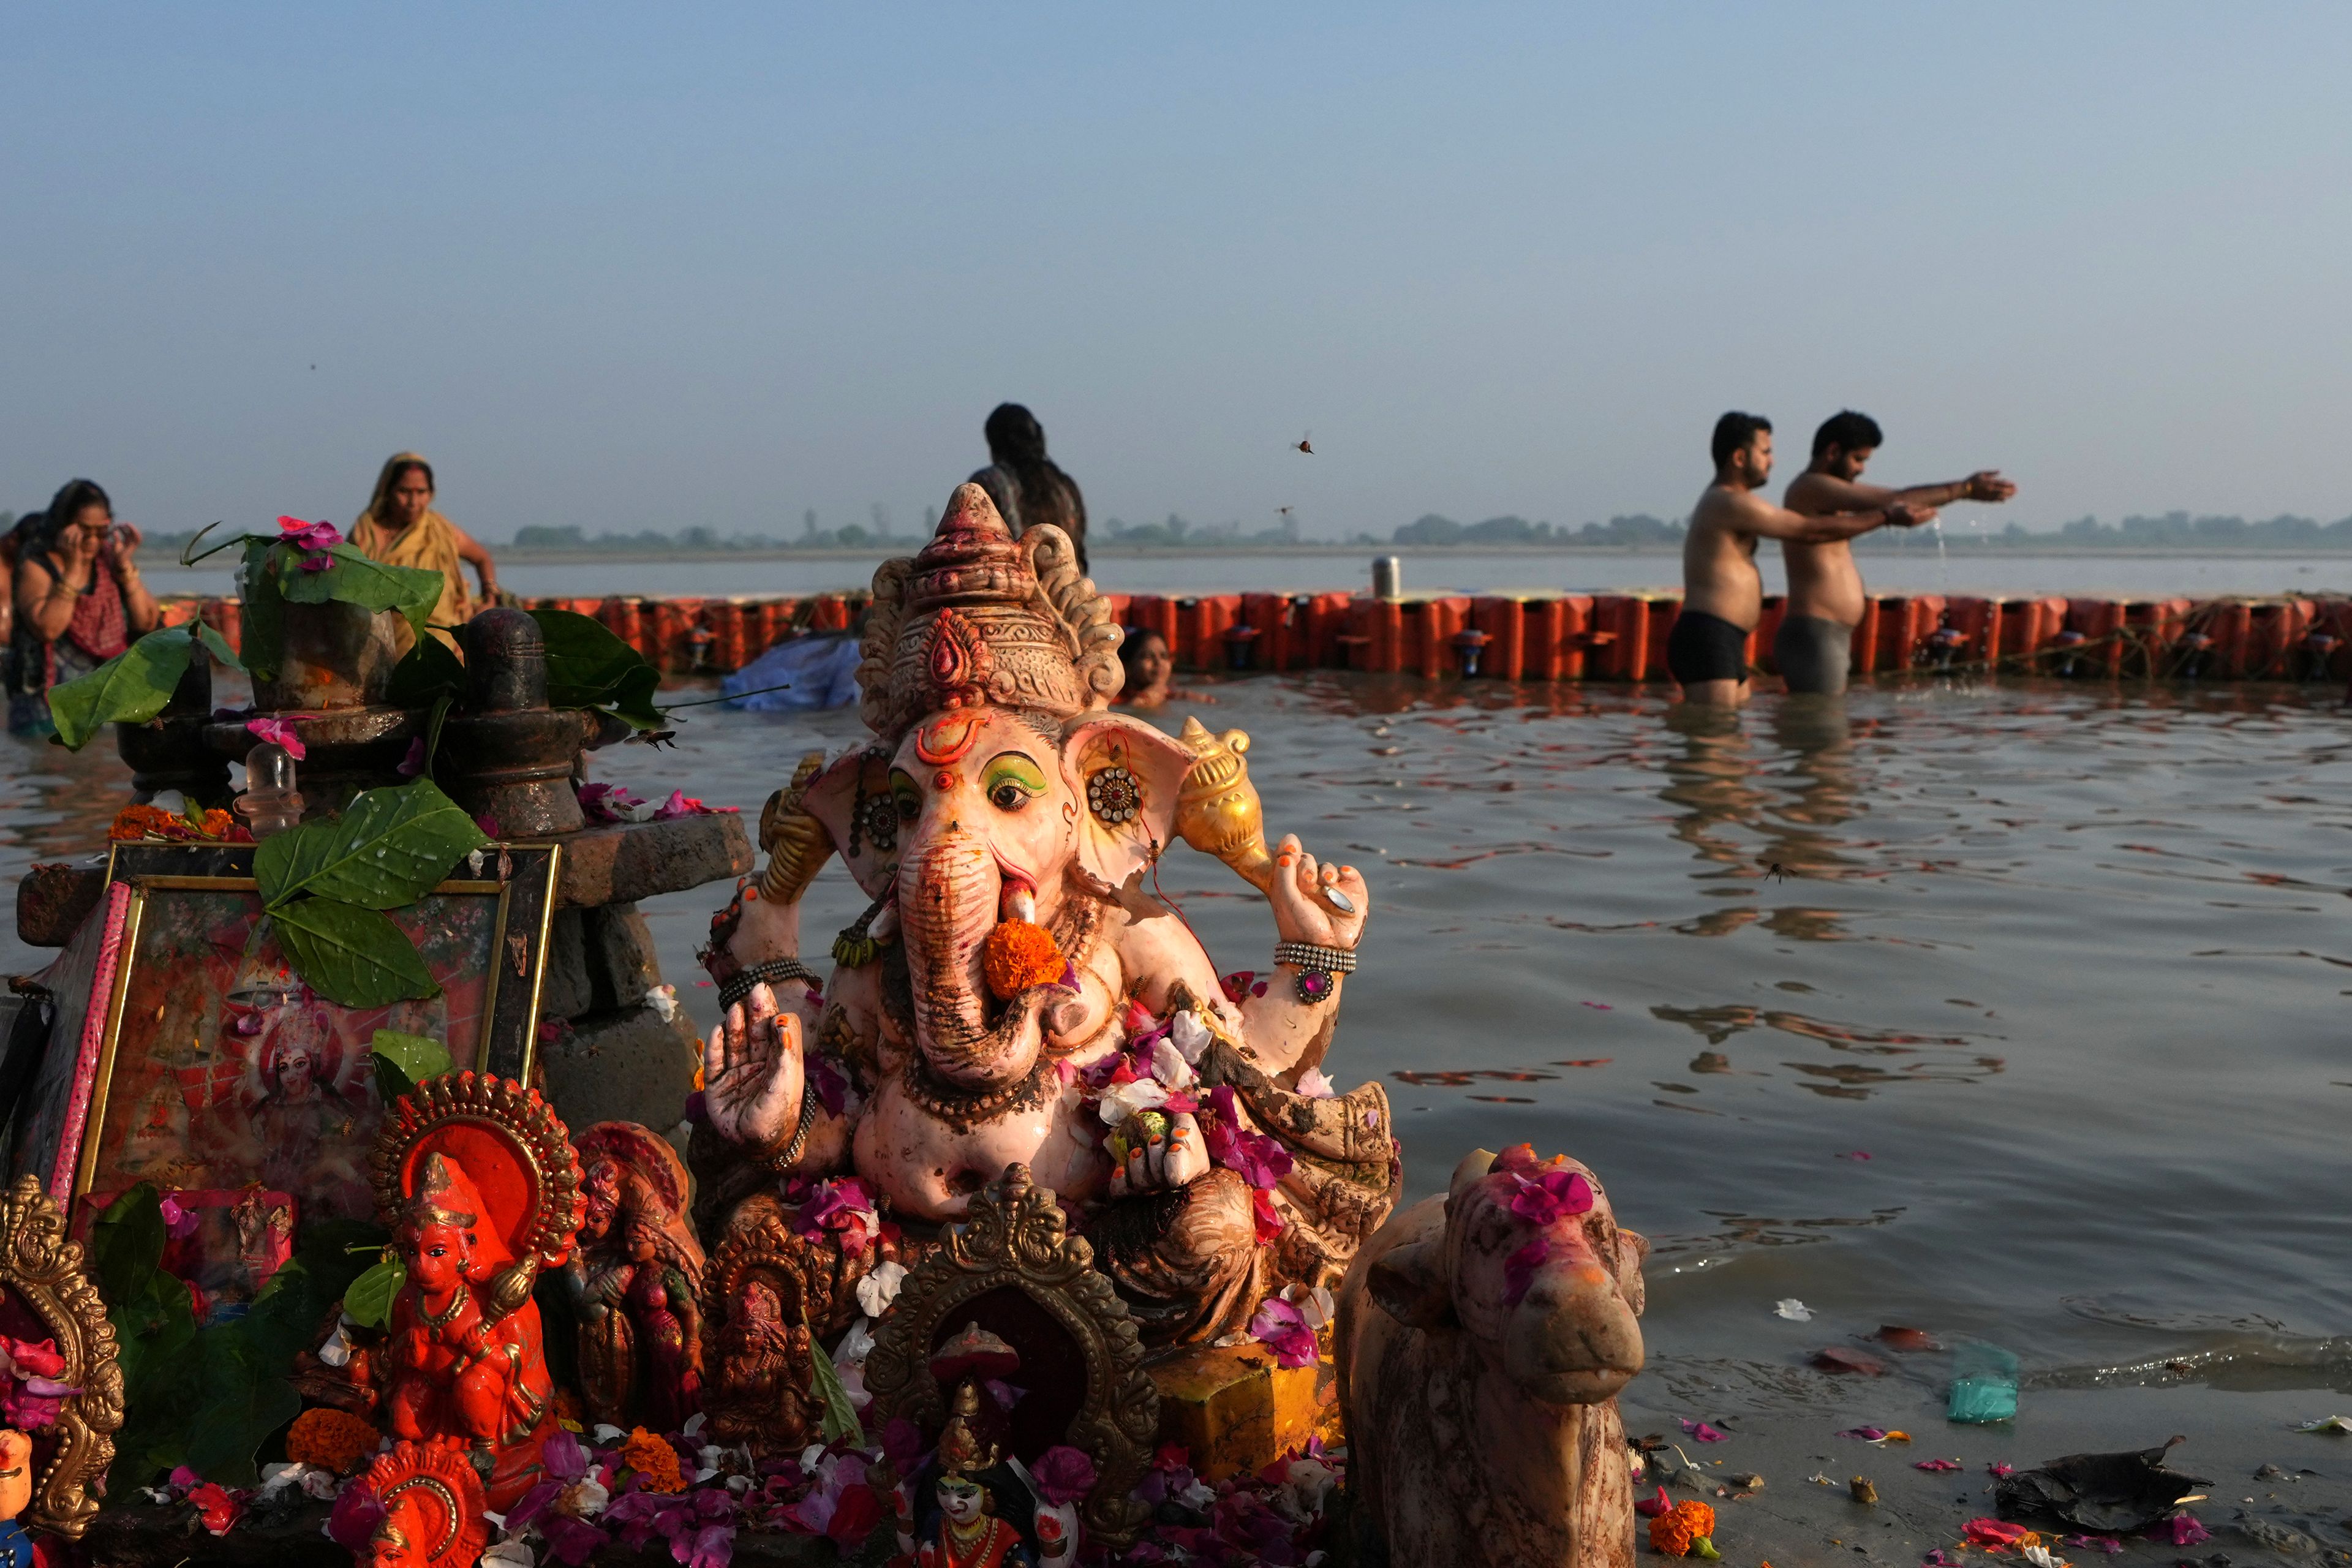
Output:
[
  {"xmin": 889, "ymin": 769, "xmax": 922, "ymax": 822},
  {"xmin": 982, "ymin": 752, "xmax": 1047, "ymax": 812}
]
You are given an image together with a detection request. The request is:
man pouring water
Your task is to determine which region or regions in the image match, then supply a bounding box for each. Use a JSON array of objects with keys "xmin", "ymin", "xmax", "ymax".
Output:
[
  {"xmin": 1777, "ymin": 410, "xmax": 2016, "ymax": 695},
  {"xmin": 1668, "ymin": 412, "xmax": 1930, "ymax": 709}
]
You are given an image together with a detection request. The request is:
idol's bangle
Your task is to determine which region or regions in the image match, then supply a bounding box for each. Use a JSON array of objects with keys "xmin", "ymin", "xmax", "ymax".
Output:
[
  {"xmin": 1273, "ymin": 941, "xmax": 1357, "ymax": 974},
  {"xmin": 718, "ymin": 956, "xmax": 821, "ymax": 1011},
  {"xmin": 756, "ymin": 1087, "xmax": 815, "ymax": 1173}
]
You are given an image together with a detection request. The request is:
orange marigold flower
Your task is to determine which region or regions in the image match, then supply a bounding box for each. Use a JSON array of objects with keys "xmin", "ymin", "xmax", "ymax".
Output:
[
  {"xmin": 285, "ymin": 1407, "xmax": 382, "ymax": 1476},
  {"xmin": 982, "ymin": 919, "xmax": 1066, "ymax": 1000},
  {"xmin": 108, "ymin": 804, "xmax": 251, "ymax": 843},
  {"xmin": 1648, "ymin": 1499, "xmax": 1717, "ymax": 1558},
  {"xmin": 621, "ymin": 1427, "xmax": 685, "ymax": 1493}
]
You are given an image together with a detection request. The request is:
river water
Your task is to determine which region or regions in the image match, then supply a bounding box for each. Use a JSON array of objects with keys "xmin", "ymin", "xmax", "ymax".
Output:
[
  {"xmin": 5, "ymin": 668, "xmax": 2348, "ymax": 1501},
  {"xmin": 134, "ymin": 550, "xmax": 2352, "ymax": 603}
]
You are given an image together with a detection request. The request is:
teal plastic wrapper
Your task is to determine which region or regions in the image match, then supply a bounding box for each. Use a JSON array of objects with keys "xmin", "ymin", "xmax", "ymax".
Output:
[{"xmin": 1948, "ymin": 1340, "xmax": 2019, "ymax": 1423}]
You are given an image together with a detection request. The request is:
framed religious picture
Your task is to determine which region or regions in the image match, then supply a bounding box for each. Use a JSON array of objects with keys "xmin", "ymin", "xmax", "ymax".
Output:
[{"xmin": 42, "ymin": 842, "xmax": 559, "ymax": 1272}]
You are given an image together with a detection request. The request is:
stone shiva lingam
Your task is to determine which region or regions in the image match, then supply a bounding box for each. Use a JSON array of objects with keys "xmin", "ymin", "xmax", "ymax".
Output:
[{"xmin": 696, "ymin": 482, "xmax": 1400, "ymax": 1392}]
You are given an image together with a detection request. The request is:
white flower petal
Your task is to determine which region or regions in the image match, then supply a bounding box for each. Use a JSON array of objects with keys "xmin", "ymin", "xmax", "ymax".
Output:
[
  {"xmin": 317, "ymin": 1322, "xmax": 353, "ymax": 1368},
  {"xmin": 1150, "ymin": 1036, "xmax": 1196, "ymax": 1090},
  {"xmin": 483, "ymin": 1539, "xmax": 536, "ymax": 1568},
  {"xmin": 592, "ymin": 1423, "xmax": 627, "ymax": 1444},
  {"xmin": 1295, "ymin": 1066, "xmax": 1336, "ymax": 1099},
  {"xmin": 1773, "ymin": 1298, "xmax": 1813, "ymax": 1321},
  {"xmin": 1169, "ymin": 1011, "xmax": 1212, "ymax": 1066},
  {"xmin": 854, "ymin": 1262, "xmax": 907, "ymax": 1319}
]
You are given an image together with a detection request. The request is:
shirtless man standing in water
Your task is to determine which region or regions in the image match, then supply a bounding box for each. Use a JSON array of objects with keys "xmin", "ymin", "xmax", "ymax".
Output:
[
  {"xmin": 1669, "ymin": 412, "xmax": 1929, "ymax": 708},
  {"xmin": 1779, "ymin": 410, "xmax": 2015, "ymax": 694}
]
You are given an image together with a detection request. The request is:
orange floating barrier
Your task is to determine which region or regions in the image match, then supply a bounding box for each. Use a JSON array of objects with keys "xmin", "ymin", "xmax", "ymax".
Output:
[
  {"xmin": 1235, "ymin": 593, "xmax": 1292, "ymax": 672},
  {"xmin": 1849, "ymin": 598, "xmax": 1882, "ymax": 676},
  {"xmin": 811, "ymin": 594, "xmax": 851, "ymax": 633},
  {"xmin": 1406, "ymin": 597, "xmax": 1471, "ymax": 679},
  {"xmin": 201, "ymin": 597, "xmax": 241, "ymax": 657},
  {"xmin": 1645, "ymin": 597, "xmax": 1680, "ymax": 681},
  {"xmin": 1752, "ymin": 595, "xmax": 1786, "ymax": 676},
  {"xmin": 1940, "ymin": 597, "xmax": 1999, "ymax": 666},
  {"xmin": 1874, "ymin": 594, "xmax": 1947, "ymax": 671},
  {"xmin": 1469, "ymin": 597, "xmax": 1523, "ymax": 681},
  {"xmin": 1178, "ymin": 595, "xmax": 1242, "ymax": 671},
  {"xmin": 1300, "ymin": 592, "xmax": 1352, "ymax": 669}
]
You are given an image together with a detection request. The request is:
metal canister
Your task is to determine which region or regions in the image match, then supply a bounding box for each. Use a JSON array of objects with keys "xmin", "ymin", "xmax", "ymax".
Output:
[{"xmin": 1371, "ymin": 556, "xmax": 1403, "ymax": 601}]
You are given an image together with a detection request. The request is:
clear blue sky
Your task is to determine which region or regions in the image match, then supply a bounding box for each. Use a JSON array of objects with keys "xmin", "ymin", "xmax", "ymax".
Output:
[{"xmin": 6, "ymin": 4, "xmax": 2349, "ymax": 543}]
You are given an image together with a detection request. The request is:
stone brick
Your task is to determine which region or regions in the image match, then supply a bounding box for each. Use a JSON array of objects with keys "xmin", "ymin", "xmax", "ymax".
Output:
[
  {"xmin": 538, "ymin": 1001, "xmax": 699, "ymax": 1133},
  {"xmin": 15, "ymin": 864, "xmax": 102, "ymax": 948},
  {"xmin": 537, "ymin": 907, "xmax": 594, "ymax": 1020},
  {"xmin": 1148, "ymin": 1338, "xmax": 1337, "ymax": 1481},
  {"xmin": 555, "ymin": 813, "xmax": 753, "ymax": 909},
  {"xmin": 584, "ymin": 902, "xmax": 664, "ymax": 1014}
]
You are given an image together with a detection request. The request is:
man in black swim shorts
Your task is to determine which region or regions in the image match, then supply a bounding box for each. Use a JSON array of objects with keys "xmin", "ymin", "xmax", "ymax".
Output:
[{"xmin": 1672, "ymin": 412, "xmax": 1931, "ymax": 709}]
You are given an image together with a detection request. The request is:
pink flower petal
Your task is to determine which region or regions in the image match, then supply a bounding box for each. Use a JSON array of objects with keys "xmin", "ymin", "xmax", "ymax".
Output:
[
  {"xmin": 244, "ymin": 717, "xmax": 306, "ymax": 761},
  {"xmin": 2169, "ymin": 1513, "xmax": 2209, "ymax": 1547},
  {"xmin": 1504, "ymin": 1236, "xmax": 1551, "ymax": 1305},
  {"xmin": 1913, "ymin": 1458, "xmax": 1962, "ymax": 1472},
  {"xmin": 1679, "ymin": 1419, "xmax": 1729, "ymax": 1442}
]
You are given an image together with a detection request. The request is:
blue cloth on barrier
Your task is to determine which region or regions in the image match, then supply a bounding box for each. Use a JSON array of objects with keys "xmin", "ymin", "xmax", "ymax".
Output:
[{"xmin": 720, "ymin": 633, "xmax": 864, "ymax": 710}]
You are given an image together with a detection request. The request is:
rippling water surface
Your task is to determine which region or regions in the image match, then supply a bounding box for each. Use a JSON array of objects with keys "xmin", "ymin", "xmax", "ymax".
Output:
[{"xmin": 6, "ymin": 671, "xmax": 2348, "ymax": 1425}]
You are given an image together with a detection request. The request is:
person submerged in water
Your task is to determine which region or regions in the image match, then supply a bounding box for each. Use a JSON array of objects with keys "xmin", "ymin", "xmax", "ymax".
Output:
[
  {"xmin": 1670, "ymin": 412, "xmax": 1929, "ymax": 709},
  {"xmin": 1778, "ymin": 410, "xmax": 2016, "ymax": 695},
  {"xmin": 350, "ymin": 453, "xmax": 500, "ymax": 650},
  {"xmin": 1115, "ymin": 627, "xmax": 1215, "ymax": 710}
]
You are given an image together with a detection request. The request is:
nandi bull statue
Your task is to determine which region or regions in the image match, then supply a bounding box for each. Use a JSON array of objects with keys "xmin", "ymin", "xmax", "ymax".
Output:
[
  {"xmin": 693, "ymin": 484, "xmax": 1399, "ymax": 1398},
  {"xmin": 1336, "ymin": 1145, "xmax": 1648, "ymax": 1568}
]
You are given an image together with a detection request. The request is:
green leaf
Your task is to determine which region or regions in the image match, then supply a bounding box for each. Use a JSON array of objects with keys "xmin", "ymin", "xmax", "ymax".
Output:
[
  {"xmin": 183, "ymin": 1327, "xmax": 301, "ymax": 1487},
  {"xmin": 91, "ymin": 1184, "xmax": 167, "ymax": 1308},
  {"xmin": 807, "ymin": 1333, "xmax": 866, "ymax": 1447},
  {"xmin": 192, "ymin": 616, "xmax": 245, "ymax": 673},
  {"xmin": 281, "ymin": 543, "xmax": 444, "ymax": 634},
  {"xmin": 270, "ymin": 898, "xmax": 440, "ymax": 1006},
  {"xmin": 386, "ymin": 630, "xmax": 464, "ymax": 707},
  {"xmin": 106, "ymin": 1266, "xmax": 200, "ymax": 1489},
  {"xmin": 371, "ymin": 1028, "xmax": 451, "ymax": 1084},
  {"xmin": 238, "ymin": 538, "xmax": 287, "ymax": 682},
  {"xmin": 255, "ymin": 777, "xmax": 489, "ymax": 911},
  {"xmin": 371, "ymin": 1051, "xmax": 416, "ymax": 1106},
  {"xmin": 530, "ymin": 608, "xmax": 666, "ymax": 728},
  {"xmin": 44, "ymin": 627, "xmax": 197, "ymax": 751},
  {"xmin": 343, "ymin": 1253, "xmax": 405, "ymax": 1329}
]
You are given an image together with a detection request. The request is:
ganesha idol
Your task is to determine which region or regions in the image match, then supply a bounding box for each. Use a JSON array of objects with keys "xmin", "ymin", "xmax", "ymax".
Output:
[{"xmin": 697, "ymin": 483, "xmax": 1400, "ymax": 1359}]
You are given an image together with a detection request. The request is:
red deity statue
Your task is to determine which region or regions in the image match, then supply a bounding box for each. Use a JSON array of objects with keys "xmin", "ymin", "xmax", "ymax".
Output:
[{"xmin": 368, "ymin": 1073, "xmax": 584, "ymax": 1513}]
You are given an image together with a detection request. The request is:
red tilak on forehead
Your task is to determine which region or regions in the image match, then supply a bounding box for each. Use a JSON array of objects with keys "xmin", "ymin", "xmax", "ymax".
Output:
[{"xmin": 914, "ymin": 714, "xmax": 981, "ymax": 766}]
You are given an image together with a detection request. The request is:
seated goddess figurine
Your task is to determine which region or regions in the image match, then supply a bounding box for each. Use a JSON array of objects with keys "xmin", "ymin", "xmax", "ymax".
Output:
[{"xmin": 696, "ymin": 485, "xmax": 1400, "ymax": 1376}]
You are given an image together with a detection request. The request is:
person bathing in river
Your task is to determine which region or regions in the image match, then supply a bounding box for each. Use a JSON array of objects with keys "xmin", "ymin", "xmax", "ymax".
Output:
[
  {"xmin": 1115, "ymin": 626, "xmax": 1215, "ymax": 710},
  {"xmin": 350, "ymin": 453, "xmax": 500, "ymax": 649},
  {"xmin": 1668, "ymin": 412, "xmax": 1930, "ymax": 709},
  {"xmin": 1778, "ymin": 410, "xmax": 2016, "ymax": 695},
  {"xmin": 969, "ymin": 403, "xmax": 1090, "ymax": 573},
  {"xmin": 8, "ymin": 480, "xmax": 160, "ymax": 735}
]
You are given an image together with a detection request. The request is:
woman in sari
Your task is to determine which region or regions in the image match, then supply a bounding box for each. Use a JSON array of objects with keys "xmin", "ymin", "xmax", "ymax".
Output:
[
  {"xmin": 8, "ymin": 479, "xmax": 160, "ymax": 735},
  {"xmin": 350, "ymin": 453, "xmax": 500, "ymax": 646}
]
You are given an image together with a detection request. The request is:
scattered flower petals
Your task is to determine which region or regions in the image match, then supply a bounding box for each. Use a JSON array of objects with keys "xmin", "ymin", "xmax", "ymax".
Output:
[
  {"xmin": 1989, "ymin": 1462, "xmax": 2015, "ymax": 1477},
  {"xmin": 1680, "ymin": 1419, "xmax": 1728, "ymax": 1443},
  {"xmin": 576, "ymin": 781, "xmax": 644, "ymax": 824},
  {"xmin": 2168, "ymin": 1513, "xmax": 2209, "ymax": 1546},
  {"xmin": 1838, "ymin": 1150, "xmax": 1874, "ymax": 1161},
  {"xmin": 654, "ymin": 789, "xmax": 726, "ymax": 821},
  {"xmin": 1913, "ymin": 1458, "xmax": 1962, "ymax": 1472},
  {"xmin": 1811, "ymin": 1346, "xmax": 1888, "ymax": 1376},
  {"xmin": 1295, "ymin": 1065, "xmax": 1336, "ymax": 1099},
  {"xmin": 1873, "ymin": 1324, "xmax": 1940, "ymax": 1351},
  {"xmin": 2065, "ymin": 1534, "xmax": 2122, "ymax": 1554},
  {"xmin": 1508, "ymin": 1169, "xmax": 1594, "ymax": 1227},
  {"xmin": 1635, "ymin": 1485, "xmax": 1673, "ymax": 1518},
  {"xmin": 1581, "ymin": 1000, "xmax": 1612, "ymax": 1009},
  {"xmin": 277, "ymin": 516, "xmax": 344, "ymax": 551},
  {"xmin": 1774, "ymin": 1298, "xmax": 1813, "ymax": 1321},
  {"xmin": 1031, "ymin": 1445, "xmax": 1098, "ymax": 1506},
  {"xmin": 1248, "ymin": 1295, "xmax": 1319, "ymax": 1368},
  {"xmin": 1965, "ymin": 1518, "xmax": 2035, "ymax": 1548}
]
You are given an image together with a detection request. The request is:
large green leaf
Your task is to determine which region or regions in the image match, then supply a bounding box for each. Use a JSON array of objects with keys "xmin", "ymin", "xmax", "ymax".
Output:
[
  {"xmin": 45, "ymin": 627, "xmax": 195, "ymax": 752},
  {"xmin": 192, "ymin": 617, "xmax": 245, "ymax": 673},
  {"xmin": 281, "ymin": 542, "xmax": 444, "ymax": 634},
  {"xmin": 183, "ymin": 1327, "xmax": 301, "ymax": 1487},
  {"xmin": 371, "ymin": 1028, "xmax": 451, "ymax": 1085},
  {"xmin": 270, "ymin": 899, "xmax": 440, "ymax": 1006},
  {"xmin": 255, "ymin": 778, "xmax": 489, "ymax": 910},
  {"xmin": 91, "ymin": 1183, "xmax": 167, "ymax": 1305},
  {"xmin": 238, "ymin": 538, "xmax": 287, "ymax": 681},
  {"xmin": 343, "ymin": 1253, "xmax": 406, "ymax": 1329},
  {"xmin": 530, "ymin": 608, "xmax": 666, "ymax": 728},
  {"xmin": 386, "ymin": 630, "xmax": 464, "ymax": 707}
]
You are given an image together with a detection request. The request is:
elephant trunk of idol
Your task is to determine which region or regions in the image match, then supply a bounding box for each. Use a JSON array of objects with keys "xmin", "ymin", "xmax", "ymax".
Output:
[
  {"xmin": 899, "ymin": 826, "xmax": 1047, "ymax": 1092},
  {"xmin": 1504, "ymin": 1221, "xmax": 1645, "ymax": 1407}
]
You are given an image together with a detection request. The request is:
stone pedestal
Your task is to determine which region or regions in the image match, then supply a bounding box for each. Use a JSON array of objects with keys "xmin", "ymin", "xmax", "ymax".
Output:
[{"xmin": 1148, "ymin": 1339, "xmax": 1340, "ymax": 1481}]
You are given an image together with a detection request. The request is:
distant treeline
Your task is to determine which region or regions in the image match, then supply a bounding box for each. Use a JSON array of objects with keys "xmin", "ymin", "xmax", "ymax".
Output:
[{"xmin": 70, "ymin": 508, "xmax": 2352, "ymax": 563}]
